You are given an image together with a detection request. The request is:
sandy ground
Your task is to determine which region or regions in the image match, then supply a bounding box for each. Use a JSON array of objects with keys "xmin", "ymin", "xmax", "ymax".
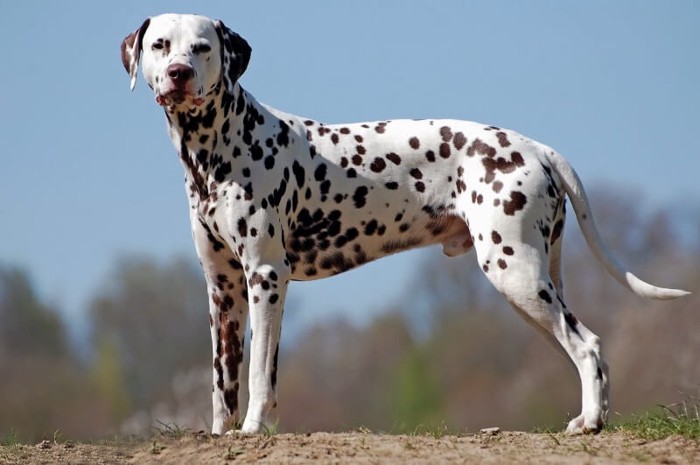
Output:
[{"xmin": 2, "ymin": 430, "xmax": 699, "ymax": 464}]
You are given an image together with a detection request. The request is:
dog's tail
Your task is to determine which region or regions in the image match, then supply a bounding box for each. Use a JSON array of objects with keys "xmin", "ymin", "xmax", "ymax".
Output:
[{"xmin": 544, "ymin": 147, "xmax": 690, "ymax": 300}]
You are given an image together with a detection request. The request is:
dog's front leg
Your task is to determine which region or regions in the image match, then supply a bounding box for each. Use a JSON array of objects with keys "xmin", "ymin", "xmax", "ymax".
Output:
[
  {"xmin": 240, "ymin": 258, "xmax": 289, "ymax": 434},
  {"xmin": 208, "ymin": 263, "xmax": 249, "ymax": 436},
  {"xmin": 191, "ymin": 217, "xmax": 249, "ymax": 436}
]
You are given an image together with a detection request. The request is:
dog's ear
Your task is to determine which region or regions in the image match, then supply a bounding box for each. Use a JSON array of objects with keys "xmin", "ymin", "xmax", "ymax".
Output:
[
  {"xmin": 121, "ymin": 18, "xmax": 151, "ymax": 91},
  {"xmin": 214, "ymin": 20, "xmax": 251, "ymax": 93}
]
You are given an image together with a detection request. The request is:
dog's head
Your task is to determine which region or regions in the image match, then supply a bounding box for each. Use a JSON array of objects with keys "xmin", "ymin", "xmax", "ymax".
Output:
[{"xmin": 121, "ymin": 14, "xmax": 251, "ymax": 108}]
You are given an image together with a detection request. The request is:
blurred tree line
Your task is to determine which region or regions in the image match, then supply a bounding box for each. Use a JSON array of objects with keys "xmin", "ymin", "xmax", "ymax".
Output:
[{"xmin": 1, "ymin": 189, "xmax": 698, "ymax": 442}]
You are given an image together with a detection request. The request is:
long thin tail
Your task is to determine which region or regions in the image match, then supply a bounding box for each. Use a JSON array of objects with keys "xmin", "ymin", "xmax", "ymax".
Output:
[{"xmin": 545, "ymin": 147, "xmax": 690, "ymax": 300}]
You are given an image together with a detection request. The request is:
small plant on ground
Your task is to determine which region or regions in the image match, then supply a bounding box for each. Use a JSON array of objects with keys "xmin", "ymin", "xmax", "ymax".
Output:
[
  {"xmin": 262, "ymin": 421, "xmax": 279, "ymax": 437},
  {"xmin": 0, "ymin": 429, "xmax": 19, "ymax": 447},
  {"xmin": 225, "ymin": 444, "xmax": 244, "ymax": 460},
  {"xmin": 150, "ymin": 439, "xmax": 166, "ymax": 455},
  {"xmin": 613, "ymin": 399, "xmax": 700, "ymax": 440},
  {"xmin": 153, "ymin": 420, "xmax": 189, "ymax": 439}
]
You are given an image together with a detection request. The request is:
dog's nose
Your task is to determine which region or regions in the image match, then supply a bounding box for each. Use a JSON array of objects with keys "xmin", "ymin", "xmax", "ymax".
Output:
[{"xmin": 167, "ymin": 64, "xmax": 194, "ymax": 85}]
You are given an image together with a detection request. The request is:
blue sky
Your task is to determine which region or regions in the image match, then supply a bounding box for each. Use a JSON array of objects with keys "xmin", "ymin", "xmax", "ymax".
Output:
[{"xmin": 1, "ymin": 1, "xmax": 698, "ymax": 340}]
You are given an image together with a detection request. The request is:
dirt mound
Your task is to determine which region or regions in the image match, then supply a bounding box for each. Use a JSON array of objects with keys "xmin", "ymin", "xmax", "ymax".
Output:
[{"xmin": 3, "ymin": 431, "xmax": 698, "ymax": 464}]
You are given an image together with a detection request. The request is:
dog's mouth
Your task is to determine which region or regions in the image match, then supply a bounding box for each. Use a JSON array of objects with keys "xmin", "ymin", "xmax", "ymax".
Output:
[{"xmin": 156, "ymin": 90, "xmax": 205, "ymax": 108}]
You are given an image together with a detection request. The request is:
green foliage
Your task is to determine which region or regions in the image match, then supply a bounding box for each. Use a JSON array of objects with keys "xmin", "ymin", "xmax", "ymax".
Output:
[
  {"xmin": 409, "ymin": 421, "xmax": 454, "ymax": 439},
  {"xmin": 0, "ymin": 428, "xmax": 19, "ymax": 447},
  {"xmin": 612, "ymin": 400, "xmax": 700, "ymax": 440},
  {"xmin": 91, "ymin": 338, "xmax": 131, "ymax": 422},
  {"xmin": 392, "ymin": 346, "xmax": 444, "ymax": 432},
  {"xmin": 225, "ymin": 444, "xmax": 244, "ymax": 460},
  {"xmin": 0, "ymin": 265, "xmax": 109, "ymax": 442},
  {"xmin": 0, "ymin": 266, "xmax": 69, "ymax": 359},
  {"xmin": 153, "ymin": 420, "xmax": 189, "ymax": 439},
  {"xmin": 88, "ymin": 256, "xmax": 209, "ymax": 414}
]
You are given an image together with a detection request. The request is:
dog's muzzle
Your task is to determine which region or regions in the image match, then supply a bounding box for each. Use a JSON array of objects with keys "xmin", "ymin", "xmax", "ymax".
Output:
[{"xmin": 156, "ymin": 63, "xmax": 204, "ymax": 107}]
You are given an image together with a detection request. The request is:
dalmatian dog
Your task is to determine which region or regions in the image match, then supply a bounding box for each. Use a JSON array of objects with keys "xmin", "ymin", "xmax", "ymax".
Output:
[{"xmin": 121, "ymin": 14, "xmax": 689, "ymax": 436}]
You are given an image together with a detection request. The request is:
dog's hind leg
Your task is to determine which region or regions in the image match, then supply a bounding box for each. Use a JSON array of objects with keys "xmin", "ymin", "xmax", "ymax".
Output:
[{"xmin": 470, "ymin": 211, "xmax": 609, "ymax": 434}]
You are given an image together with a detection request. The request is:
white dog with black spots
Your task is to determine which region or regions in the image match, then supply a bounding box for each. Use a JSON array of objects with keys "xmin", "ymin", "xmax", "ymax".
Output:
[{"xmin": 121, "ymin": 14, "xmax": 689, "ymax": 436}]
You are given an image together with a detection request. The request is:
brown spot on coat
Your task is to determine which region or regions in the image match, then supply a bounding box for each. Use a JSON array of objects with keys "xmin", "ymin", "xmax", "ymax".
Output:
[
  {"xmin": 492, "ymin": 231, "xmax": 502, "ymax": 244},
  {"xmin": 511, "ymin": 151, "xmax": 524, "ymax": 166},
  {"xmin": 410, "ymin": 168, "xmax": 423, "ymax": 179},
  {"xmin": 538, "ymin": 290, "xmax": 553, "ymax": 304},
  {"xmin": 386, "ymin": 152, "xmax": 401, "ymax": 165},
  {"xmin": 440, "ymin": 126, "xmax": 453, "ymax": 142},
  {"xmin": 496, "ymin": 131, "xmax": 511, "ymax": 147},
  {"xmin": 370, "ymin": 157, "xmax": 387, "ymax": 173},
  {"xmin": 439, "ymin": 143, "xmax": 451, "ymax": 158},
  {"xmin": 503, "ymin": 191, "xmax": 527, "ymax": 216},
  {"xmin": 453, "ymin": 132, "xmax": 467, "ymax": 150},
  {"xmin": 467, "ymin": 139, "xmax": 497, "ymax": 157},
  {"xmin": 248, "ymin": 272, "xmax": 265, "ymax": 287},
  {"xmin": 551, "ymin": 219, "xmax": 565, "ymax": 244}
]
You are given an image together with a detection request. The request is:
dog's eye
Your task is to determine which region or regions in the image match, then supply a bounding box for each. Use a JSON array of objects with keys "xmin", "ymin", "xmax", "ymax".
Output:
[
  {"xmin": 193, "ymin": 43, "xmax": 212, "ymax": 54},
  {"xmin": 152, "ymin": 42, "xmax": 164, "ymax": 50}
]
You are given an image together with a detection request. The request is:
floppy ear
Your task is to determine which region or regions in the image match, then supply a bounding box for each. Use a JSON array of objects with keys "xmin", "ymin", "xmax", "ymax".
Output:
[
  {"xmin": 214, "ymin": 20, "xmax": 252, "ymax": 93},
  {"xmin": 121, "ymin": 18, "xmax": 151, "ymax": 91}
]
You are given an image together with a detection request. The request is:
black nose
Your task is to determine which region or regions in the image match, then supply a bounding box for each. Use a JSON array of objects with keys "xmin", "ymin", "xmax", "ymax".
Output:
[{"xmin": 167, "ymin": 64, "xmax": 194, "ymax": 85}]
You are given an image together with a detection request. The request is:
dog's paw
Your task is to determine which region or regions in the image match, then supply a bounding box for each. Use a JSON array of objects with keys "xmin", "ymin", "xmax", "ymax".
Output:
[
  {"xmin": 566, "ymin": 413, "xmax": 604, "ymax": 435},
  {"xmin": 240, "ymin": 418, "xmax": 267, "ymax": 434}
]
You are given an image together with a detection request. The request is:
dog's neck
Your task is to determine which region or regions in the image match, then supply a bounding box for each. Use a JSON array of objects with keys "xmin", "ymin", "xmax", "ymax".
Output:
[{"xmin": 163, "ymin": 82, "xmax": 258, "ymax": 204}]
